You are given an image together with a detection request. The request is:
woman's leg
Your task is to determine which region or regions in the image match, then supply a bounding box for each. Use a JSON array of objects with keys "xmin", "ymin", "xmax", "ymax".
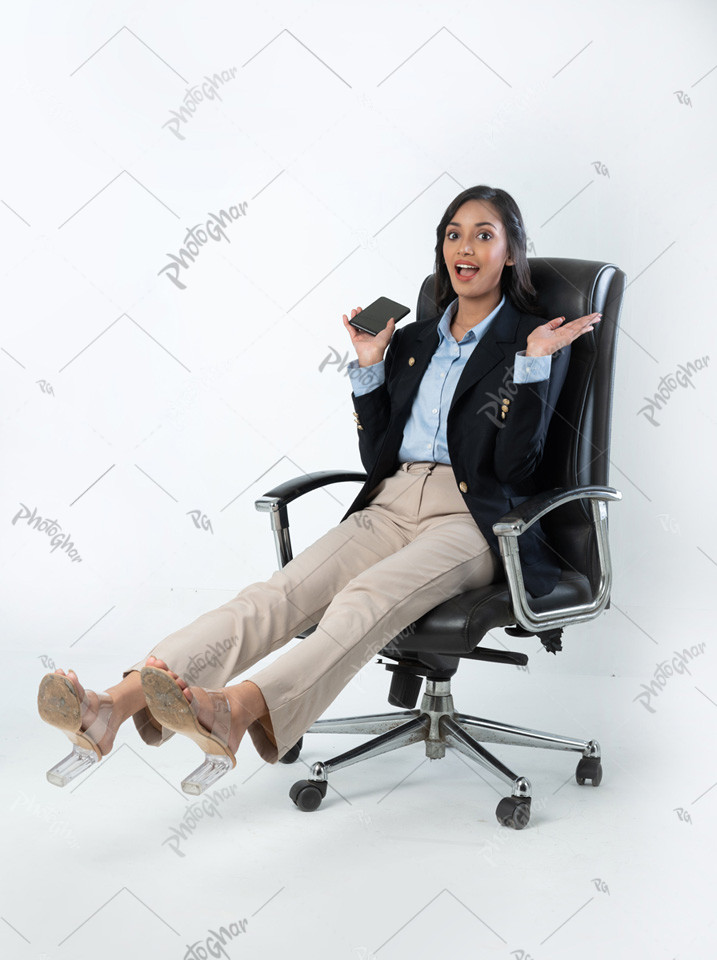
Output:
[
  {"xmin": 120, "ymin": 469, "xmax": 426, "ymax": 749},
  {"xmin": 246, "ymin": 508, "xmax": 499, "ymax": 762},
  {"xmin": 40, "ymin": 492, "xmax": 403, "ymax": 759},
  {"xmin": 169, "ymin": 464, "xmax": 500, "ymax": 764}
]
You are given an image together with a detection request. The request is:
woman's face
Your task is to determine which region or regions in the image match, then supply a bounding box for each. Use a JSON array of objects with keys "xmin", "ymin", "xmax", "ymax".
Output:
[{"xmin": 442, "ymin": 199, "xmax": 513, "ymax": 299}]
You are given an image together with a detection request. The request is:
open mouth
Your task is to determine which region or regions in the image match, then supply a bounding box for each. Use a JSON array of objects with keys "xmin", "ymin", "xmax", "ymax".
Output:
[{"xmin": 454, "ymin": 263, "xmax": 480, "ymax": 280}]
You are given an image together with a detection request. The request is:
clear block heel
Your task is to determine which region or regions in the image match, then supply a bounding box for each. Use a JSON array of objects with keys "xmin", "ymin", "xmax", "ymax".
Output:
[
  {"xmin": 46, "ymin": 744, "xmax": 99, "ymax": 787},
  {"xmin": 140, "ymin": 666, "xmax": 237, "ymax": 794},
  {"xmin": 181, "ymin": 754, "xmax": 234, "ymax": 795}
]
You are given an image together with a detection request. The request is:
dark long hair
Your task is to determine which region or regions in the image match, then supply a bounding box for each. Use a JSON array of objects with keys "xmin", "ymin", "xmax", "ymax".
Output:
[{"xmin": 433, "ymin": 185, "xmax": 541, "ymax": 317}]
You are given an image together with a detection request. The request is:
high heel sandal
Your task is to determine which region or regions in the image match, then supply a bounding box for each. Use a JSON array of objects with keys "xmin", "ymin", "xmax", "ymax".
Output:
[
  {"xmin": 140, "ymin": 666, "xmax": 236, "ymax": 796},
  {"xmin": 37, "ymin": 673, "xmax": 114, "ymax": 787}
]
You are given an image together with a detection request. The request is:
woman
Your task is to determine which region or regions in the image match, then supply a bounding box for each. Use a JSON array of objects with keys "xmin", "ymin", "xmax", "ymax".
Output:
[{"xmin": 37, "ymin": 185, "xmax": 600, "ymax": 796}]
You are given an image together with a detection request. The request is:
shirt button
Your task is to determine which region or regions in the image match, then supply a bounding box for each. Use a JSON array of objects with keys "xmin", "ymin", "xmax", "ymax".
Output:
[
  {"xmin": 459, "ymin": 481, "xmax": 468, "ymax": 493},
  {"xmin": 432, "ymin": 408, "xmax": 438, "ymax": 414}
]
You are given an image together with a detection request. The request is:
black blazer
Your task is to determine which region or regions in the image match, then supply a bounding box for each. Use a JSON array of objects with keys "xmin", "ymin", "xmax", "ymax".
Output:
[{"xmin": 340, "ymin": 294, "xmax": 571, "ymax": 598}]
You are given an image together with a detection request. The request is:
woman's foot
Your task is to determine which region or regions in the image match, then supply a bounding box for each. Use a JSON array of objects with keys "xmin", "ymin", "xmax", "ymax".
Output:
[
  {"xmin": 38, "ymin": 669, "xmax": 117, "ymax": 757},
  {"xmin": 38, "ymin": 666, "xmax": 146, "ymax": 757},
  {"xmin": 143, "ymin": 656, "xmax": 268, "ymax": 756},
  {"xmin": 140, "ymin": 661, "xmax": 275, "ymax": 794}
]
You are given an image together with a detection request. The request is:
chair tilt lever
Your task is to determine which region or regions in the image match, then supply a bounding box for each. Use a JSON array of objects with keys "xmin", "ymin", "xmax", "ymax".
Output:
[{"xmin": 505, "ymin": 625, "xmax": 564, "ymax": 654}]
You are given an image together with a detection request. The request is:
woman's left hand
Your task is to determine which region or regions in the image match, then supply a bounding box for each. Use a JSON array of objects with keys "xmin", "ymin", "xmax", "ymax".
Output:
[{"xmin": 525, "ymin": 312, "xmax": 601, "ymax": 357}]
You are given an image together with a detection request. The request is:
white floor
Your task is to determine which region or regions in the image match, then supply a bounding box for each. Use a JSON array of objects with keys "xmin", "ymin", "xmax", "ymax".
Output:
[{"xmin": 3, "ymin": 646, "xmax": 714, "ymax": 960}]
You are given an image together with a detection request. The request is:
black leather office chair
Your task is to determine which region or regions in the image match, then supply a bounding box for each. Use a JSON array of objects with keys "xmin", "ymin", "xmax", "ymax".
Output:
[{"xmin": 255, "ymin": 258, "xmax": 625, "ymax": 829}]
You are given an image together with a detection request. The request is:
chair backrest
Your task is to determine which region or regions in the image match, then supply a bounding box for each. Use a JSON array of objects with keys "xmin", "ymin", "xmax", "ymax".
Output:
[{"xmin": 416, "ymin": 258, "xmax": 626, "ymax": 587}]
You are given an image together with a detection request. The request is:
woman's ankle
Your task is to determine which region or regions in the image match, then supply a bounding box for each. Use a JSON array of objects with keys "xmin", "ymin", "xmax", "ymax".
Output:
[
  {"xmin": 236, "ymin": 681, "xmax": 276, "ymax": 746},
  {"xmin": 106, "ymin": 671, "xmax": 146, "ymax": 724},
  {"xmin": 236, "ymin": 680, "xmax": 270, "ymax": 720}
]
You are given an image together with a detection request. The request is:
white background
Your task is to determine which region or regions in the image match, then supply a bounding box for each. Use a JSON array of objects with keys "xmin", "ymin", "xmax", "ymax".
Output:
[{"xmin": 1, "ymin": 1, "xmax": 716, "ymax": 958}]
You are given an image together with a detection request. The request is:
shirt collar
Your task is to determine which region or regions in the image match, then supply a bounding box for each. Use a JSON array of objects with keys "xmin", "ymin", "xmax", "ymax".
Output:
[{"xmin": 437, "ymin": 293, "xmax": 506, "ymax": 345}]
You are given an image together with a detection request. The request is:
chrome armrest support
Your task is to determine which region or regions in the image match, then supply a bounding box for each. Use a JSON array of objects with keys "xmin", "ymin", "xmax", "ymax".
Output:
[
  {"xmin": 492, "ymin": 485, "xmax": 622, "ymax": 633},
  {"xmin": 255, "ymin": 470, "xmax": 367, "ymax": 568}
]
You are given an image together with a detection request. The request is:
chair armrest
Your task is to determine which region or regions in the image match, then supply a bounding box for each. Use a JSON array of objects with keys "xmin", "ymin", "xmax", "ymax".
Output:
[
  {"xmin": 491, "ymin": 485, "xmax": 622, "ymax": 633},
  {"xmin": 256, "ymin": 470, "xmax": 368, "ymax": 509},
  {"xmin": 493, "ymin": 485, "xmax": 622, "ymax": 537},
  {"xmin": 255, "ymin": 470, "xmax": 367, "ymax": 567}
]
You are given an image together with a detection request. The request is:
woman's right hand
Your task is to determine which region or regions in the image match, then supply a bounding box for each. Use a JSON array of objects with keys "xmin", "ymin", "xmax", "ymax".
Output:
[{"xmin": 342, "ymin": 307, "xmax": 396, "ymax": 368}]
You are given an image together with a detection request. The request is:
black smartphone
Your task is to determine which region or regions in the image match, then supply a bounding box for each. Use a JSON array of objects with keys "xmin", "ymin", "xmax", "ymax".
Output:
[{"xmin": 348, "ymin": 296, "xmax": 411, "ymax": 336}]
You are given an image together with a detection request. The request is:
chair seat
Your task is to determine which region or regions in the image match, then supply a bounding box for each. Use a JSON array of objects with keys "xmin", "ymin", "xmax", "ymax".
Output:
[{"xmin": 382, "ymin": 569, "xmax": 593, "ymax": 655}]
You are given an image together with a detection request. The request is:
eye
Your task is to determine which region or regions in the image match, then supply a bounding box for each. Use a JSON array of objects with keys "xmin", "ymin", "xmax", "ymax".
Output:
[{"xmin": 445, "ymin": 230, "xmax": 493, "ymax": 241}]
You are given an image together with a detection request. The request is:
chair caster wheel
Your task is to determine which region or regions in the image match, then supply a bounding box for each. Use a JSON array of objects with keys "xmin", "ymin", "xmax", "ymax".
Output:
[
  {"xmin": 278, "ymin": 737, "xmax": 303, "ymax": 764},
  {"xmin": 290, "ymin": 778, "xmax": 327, "ymax": 811},
  {"xmin": 496, "ymin": 796, "xmax": 531, "ymax": 829},
  {"xmin": 576, "ymin": 756, "xmax": 602, "ymax": 786}
]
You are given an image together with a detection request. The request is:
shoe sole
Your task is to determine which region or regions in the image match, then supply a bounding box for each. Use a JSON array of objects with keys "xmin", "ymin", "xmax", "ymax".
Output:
[
  {"xmin": 140, "ymin": 667, "xmax": 236, "ymax": 768},
  {"xmin": 37, "ymin": 674, "xmax": 100, "ymax": 759},
  {"xmin": 38, "ymin": 674, "xmax": 80, "ymax": 728}
]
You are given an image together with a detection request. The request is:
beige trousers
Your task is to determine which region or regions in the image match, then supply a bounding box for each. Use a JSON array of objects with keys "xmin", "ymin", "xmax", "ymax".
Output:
[{"xmin": 124, "ymin": 461, "xmax": 500, "ymax": 763}]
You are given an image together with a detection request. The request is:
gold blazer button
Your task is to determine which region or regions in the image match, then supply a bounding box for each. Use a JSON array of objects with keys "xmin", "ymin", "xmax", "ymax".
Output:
[
  {"xmin": 408, "ymin": 357, "xmax": 415, "ymax": 366},
  {"xmin": 459, "ymin": 481, "xmax": 468, "ymax": 492}
]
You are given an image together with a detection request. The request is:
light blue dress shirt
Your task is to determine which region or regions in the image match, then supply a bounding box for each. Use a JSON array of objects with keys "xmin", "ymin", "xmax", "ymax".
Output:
[{"xmin": 347, "ymin": 295, "xmax": 551, "ymax": 464}]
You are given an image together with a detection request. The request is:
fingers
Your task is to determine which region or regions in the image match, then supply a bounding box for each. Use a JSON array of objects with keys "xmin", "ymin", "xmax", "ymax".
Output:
[
  {"xmin": 562, "ymin": 312, "xmax": 601, "ymax": 337},
  {"xmin": 551, "ymin": 312, "xmax": 600, "ymax": 329},
  {"xmin": 342, "ymin": 308, "xmax": 363, "ymax": 336},
  {"xmin": 375, "ymin": 317, "xmax": 395, "ymax": 345},
  {"xmin": 580, "ymin": 312, "xmax": 601, "ymax": 335}
]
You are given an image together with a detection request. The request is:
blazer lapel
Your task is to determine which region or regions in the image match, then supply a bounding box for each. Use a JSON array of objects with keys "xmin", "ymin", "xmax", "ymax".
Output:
[
  {"xmin": 389, "ymin": 326, "xmax": 440, "ymax": 418},
  {"xmin": 365, "ymin": 328, "xmax": 439, "ymax": 482},
  {"xmin": 413, "ymin": 295, "xmax": 524, "ymax": 416}
]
